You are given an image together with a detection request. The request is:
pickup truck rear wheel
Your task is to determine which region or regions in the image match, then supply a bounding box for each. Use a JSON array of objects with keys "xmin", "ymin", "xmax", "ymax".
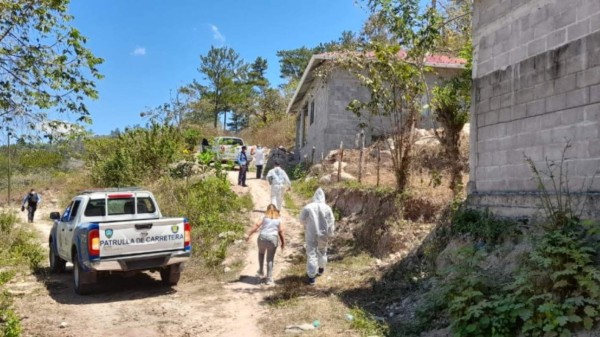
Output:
[
  {"xmin": 49, "ymin": 239, "xmax": 66, "ymax": 273},
  {"xmin": 160, "ymin": 264, "xmax": 181, "ymax": 286},
  {"xmin": 73, "ymin": 253, "xmax": 96, "ymax": 295}
]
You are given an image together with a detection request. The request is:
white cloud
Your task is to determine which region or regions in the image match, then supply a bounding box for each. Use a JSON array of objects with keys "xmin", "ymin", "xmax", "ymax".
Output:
[
  {"xmin": 132, "ymin": 47, "xmax": 146, "ymax": 56},
  {"xmin": 210, "ymin": 24, "xmax": 225, "ymax": 43}
]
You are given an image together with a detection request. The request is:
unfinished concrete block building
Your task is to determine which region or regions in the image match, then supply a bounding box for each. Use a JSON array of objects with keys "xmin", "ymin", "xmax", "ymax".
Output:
[{"xmin": 469, "ymin": 0, "xmax": 600, "ymax": 218}]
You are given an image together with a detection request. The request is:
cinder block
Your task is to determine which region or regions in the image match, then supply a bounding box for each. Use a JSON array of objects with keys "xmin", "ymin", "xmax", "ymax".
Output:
[
  {"xmin": 546, "ymin": 93, "xmax": 567, "ymax": 112},
  {"xmin": 478, "ymin": 60, "xmax": 494, "ymax": 77},
  {"xmin": 494, "ymin": 51, "xmax": 512, "ymax": 70},
  {"xmin": 567, "ymin": 19, "xmax": 590, "ymax": 43},
  {"xmin": 511, "ymin": 46, "xmax": 528, "ymax": 65},
  {"xmin": 517, "ymin": 133, "xmax": 535, "ymax": 147},
  {"xmin": 576, "ymin": 159, "xmax": 600, "ymax": 176},
  {"xmin": 492, "ymin": 150, "xmax": 508, "ymax": 166},
  {"xmin": 561, "ymin": 106, "xmax": 585, "ymax": 125},
  {"xmin": 486, "ymin": 110, "xmax": 499, "ymax": 125},
  {"xmin": 589, "ymin": 84, "xmax": 600, "ymax": 103},
  {"xmin": 477, "ymin": 113, "xmax": 486, "ymax": 127},
  {"xmin": 550, "ymin": 125, "xmax": 577, "ymax": 143},
  {"xmin": 490, "ymin": 95, "xmax": 502, "ymax": 111},
  {"xmin": 499, "ymin": 107, "xmax": 512, "ymax": 123},
  {"xmin": 476, "ymin": 99, "xmax": 491, "ymax": 115},
  {"xmin": 586, "ymin": 31, "xmax": 600, "ymax": 67},
  {"xmin": 576, "ymin": 0, "xmax": 600, "ymax": 22},
  {"xmin": 577, "ymin": 66, "xmax": 600, "ymax": 88},
  {"xmin": 565, "ymin": 87, "xmax": 589, "ymax": 108},
  {"xmin": 545, "ymin": 145, "xmax": 567, "ymax": 161},
  {"xmin": 528, "ymin": 36, "xmax": 547, "ymax": 58},
  {"xmin": 516, "ymin": 87, "xmax": 535, "ymax": 104},
  {"xmin": 522, "ymin": 115, "xmax": 541, "ymax": 132},
  {"xmin": 534, "ymin": 81, "xmax": 555, "ymax": 99},
  {"xmin": 591, "ymin": 12, "xmax": 600, "ymax": 33},
  {"xmin": 555, "ymin": 7, "xmax": 577, "ymax": 30},
  {"xmin": 535, "ymin": 129, "xmax": 553, "ymax": 145},
  {"xmin": 588, "ymin": 139, "xmax": 600, "ymax": 157},
  {"xmin": 584, "ymin": 102, "xmax": 600, "ymax": 120},
  {"xmin": 526, "ymin": 98, "xmax": 545, "ymax": 117},
  {"xmin": 478, "ymin": 152, "xmax": 494, "ymax": 167},
  {"xmin": 541, "ymin": 111, "xmax": 562, "ymax": 129},
  {"xmin": 575, "ymin": 122, "xmax": 599, "ymax": 140},
  {"xmin": 554, "ymin": 73, "xmax": 578, "ymax": 94},
  {"xmin": 512, "ymin": 103, "xmax": 527, "ymax": 120}
]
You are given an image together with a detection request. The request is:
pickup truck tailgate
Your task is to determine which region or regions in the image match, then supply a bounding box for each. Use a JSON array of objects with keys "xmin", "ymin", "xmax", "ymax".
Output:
[{"xmin": 99, "ymin": 218, "xmax": 185, "ymax": 258}]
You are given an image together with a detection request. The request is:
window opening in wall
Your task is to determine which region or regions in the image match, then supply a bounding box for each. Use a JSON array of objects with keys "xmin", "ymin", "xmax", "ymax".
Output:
[{"xmin": 310, "ymin": 100, "xmax": 315, "ymax": 125}]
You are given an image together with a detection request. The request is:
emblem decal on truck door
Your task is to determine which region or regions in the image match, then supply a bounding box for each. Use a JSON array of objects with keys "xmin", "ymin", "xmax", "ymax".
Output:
[{"xmin": 105, "ymin": 229, "xmax": 113, "ymax": 238}]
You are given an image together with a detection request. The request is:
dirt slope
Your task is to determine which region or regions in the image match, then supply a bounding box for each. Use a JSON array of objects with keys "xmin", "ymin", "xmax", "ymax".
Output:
[{"xmin": 7, "ymin": 173, "xmax": 302, "ymax": 337}]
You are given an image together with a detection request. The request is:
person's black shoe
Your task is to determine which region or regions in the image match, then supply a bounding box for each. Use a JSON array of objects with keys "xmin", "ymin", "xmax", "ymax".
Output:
[
  {"xmin": 308, "ymin": 277, "xmax": 316, "ymax": 285},
  {"xmin": 317, "ymin": 268, "xmax": 324, "ymax": 276},
  {"xmin": 242, "ymin": 184, "xmax": 247, "ymax": 187}
]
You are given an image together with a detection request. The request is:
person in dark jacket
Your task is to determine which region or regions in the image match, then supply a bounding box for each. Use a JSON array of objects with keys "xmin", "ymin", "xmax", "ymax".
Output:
[
  {"xmin": 237, "ymin": 146, "xmax": 249, "ymax": 187},
  {"xmin": 21, "ymin": 189, "xmax": 42, "ymax": 223}
]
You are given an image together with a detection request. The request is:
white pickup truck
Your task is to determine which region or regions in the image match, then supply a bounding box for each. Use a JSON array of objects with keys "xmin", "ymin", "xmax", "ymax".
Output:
[
  {"xmin": 211, "ymin": 136, "xmax": 245, "ymax": 164},
  {"xmin": 48, "ymin": 189, "xmax": 191, "ymax": 295}
]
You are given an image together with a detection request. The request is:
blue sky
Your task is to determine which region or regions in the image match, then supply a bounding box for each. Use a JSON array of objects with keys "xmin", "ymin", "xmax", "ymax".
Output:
[{"xmin": 68, "ymin": 1, "xmax": 371, "ymax": 135}]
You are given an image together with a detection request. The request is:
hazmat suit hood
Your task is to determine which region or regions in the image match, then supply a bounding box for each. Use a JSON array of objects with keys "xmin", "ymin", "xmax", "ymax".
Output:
[{"xmin": 312, "ymin": 188, "xmax": 326, "ymax": 204}]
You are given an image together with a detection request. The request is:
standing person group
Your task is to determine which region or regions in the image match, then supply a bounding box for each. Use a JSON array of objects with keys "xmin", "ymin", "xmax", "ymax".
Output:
[
  {"xmin": 21, "ymin": 189, "xmax": 42, "ymax": 223},
  {"xmin": 266, "ymin": 161, "xmax": 291, "ymax": 211}
]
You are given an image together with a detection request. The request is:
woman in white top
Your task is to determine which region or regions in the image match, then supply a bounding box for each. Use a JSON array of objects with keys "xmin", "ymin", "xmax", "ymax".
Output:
[{"xmin": 245, "ymin": 204, "xmax": 285, "ymax": 285}]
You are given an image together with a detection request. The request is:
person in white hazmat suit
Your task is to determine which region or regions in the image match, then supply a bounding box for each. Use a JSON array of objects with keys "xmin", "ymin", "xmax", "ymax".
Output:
[
  {"xmin": 299, "ymin": 188, "xmax": 335, "ymax": 285},
  {"xmin": 266, "ymin": 161, "xmax": 291, "ymax": 211}
]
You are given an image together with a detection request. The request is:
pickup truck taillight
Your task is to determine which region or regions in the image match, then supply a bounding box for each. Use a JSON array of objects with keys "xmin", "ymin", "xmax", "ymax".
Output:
[
  {"xmin": 88, "ymin": 229, "xmax": 100, "ymax": 257},
  {"xmin": 184, "ymin": 222, "xmax": 191, "ymax": 248}
]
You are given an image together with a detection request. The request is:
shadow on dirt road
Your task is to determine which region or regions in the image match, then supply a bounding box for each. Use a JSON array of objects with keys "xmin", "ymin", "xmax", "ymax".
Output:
[{"xmin": 34, "ymin": 266, "xmax": 176, "ymax": 304}]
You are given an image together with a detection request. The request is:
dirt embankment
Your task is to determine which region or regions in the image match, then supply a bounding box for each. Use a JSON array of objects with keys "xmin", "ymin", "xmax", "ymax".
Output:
[{"xmin": 325, "ymin": 187, "xmax": 440, "ymax": 259}]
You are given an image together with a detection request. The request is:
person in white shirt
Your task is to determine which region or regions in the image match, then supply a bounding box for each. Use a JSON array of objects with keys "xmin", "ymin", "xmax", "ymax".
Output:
[
  {"xmin": 253, "ymin": 145, "xmax": 265, "ymax": 179},
  {"xmin": 245, "ymin": 204, "xmax": 286, "ymax": 285},
  {"xmin": 266, "ymin": 161, "xmax": 291, "ymax": 211}
]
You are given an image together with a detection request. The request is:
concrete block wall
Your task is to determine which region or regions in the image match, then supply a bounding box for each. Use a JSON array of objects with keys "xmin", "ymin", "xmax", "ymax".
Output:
[
  {"xmin": 470, "ymin": 0, "xmax": 600, "ymax": 218},
  {"xmin": 298, "ymin": 79, "xmax": 329, "ymax": 162},
  {"xmin": 298, "ymin": 67, "xmax": 462, "ymax": 161}
]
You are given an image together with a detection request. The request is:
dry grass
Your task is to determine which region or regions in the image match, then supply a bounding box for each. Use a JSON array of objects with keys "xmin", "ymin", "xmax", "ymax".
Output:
[
  {"xmin": 237, "ymin": 116, "xmax": 296, "ymax": 148},
  {"xmin": 261, "ymin": 261, "xmax": 364, "ymax": 337}
]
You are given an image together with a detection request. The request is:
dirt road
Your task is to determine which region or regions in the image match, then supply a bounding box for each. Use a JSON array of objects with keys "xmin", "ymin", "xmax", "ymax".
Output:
[{"xmin": 8, "ymin": 172, "xmax": 302, "ymax": 337}]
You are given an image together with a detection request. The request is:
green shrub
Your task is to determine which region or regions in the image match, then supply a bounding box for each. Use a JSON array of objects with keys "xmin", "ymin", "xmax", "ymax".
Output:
[
  {"xmin": 349, "ymin": 307, "xmax": 390, "ymax": 337},
  {"xmin": 451, "ymin": 208, "xmax": 517, "ymax": 245},
  {"xmin": 85, "ymin": 123, "xmax": 186, "ymax": 187},
  {"xmin": 292, "ymin": 178, "xmax": 320, "ymax": 200},
  {"xmin": 155, "ymin": 175, "xmax": 250, "ymax": 267}
]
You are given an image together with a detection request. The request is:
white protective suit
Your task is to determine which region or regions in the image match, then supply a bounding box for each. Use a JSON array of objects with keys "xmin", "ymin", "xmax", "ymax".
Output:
[
  {"xmin": 266, "ymin": 166, "xmax": 291, "ymax": 210},
  {"xmin": 300, "ymin": 188, "xmax": 335, "ymax": 278}
]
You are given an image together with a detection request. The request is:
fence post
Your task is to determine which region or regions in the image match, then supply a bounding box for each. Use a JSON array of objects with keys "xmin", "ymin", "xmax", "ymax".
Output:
[
  {"xmin": 337, "ymin": 141, "xmax": 344, "ymax": 183},
  {"xmin": 358, "ymin": 130, "xmax": 364, "ymax": 183},
  {"xmin": 376, "ymin": 143, "xmax": 381, "ymax": 187}
]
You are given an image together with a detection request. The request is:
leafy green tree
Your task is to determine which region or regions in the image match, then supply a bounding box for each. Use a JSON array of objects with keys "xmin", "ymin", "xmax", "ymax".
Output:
[
  {"xmin": 344, "ymin": 0, "xmax": 442, "ymax": 192},
  {"xmin": 0, "ymin": 0, "xmax": 103, "ymax": 136},
  {"xmin": 276, "ymin": 31, "xmax": 360, "ymax": 82},
  {"xmin": 198, "ymin": 46, "xmax": 248, "ymax": 129}
]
